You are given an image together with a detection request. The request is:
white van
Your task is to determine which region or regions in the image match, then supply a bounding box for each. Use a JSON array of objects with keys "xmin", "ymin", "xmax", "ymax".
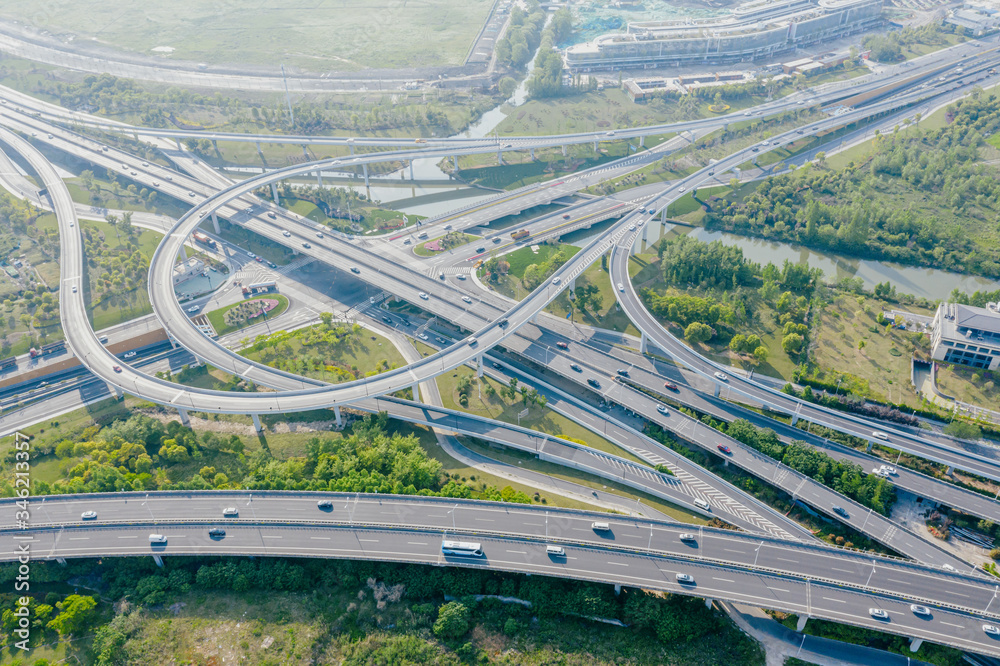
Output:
[
  {"xmin": 546, "ymin": 545, "xmax": 566, "ymax": 556},
  {"xmin": 149, "ymin": 534, "xmax": 167, "ymax": 543},
  {"xmin": 693, "ymin": 498, "xmax": 710, "ymax": 511},
  {"xmin": 872, "ymin": 431, "xmax": 889, "ymax": 441},
  {"xmin": 591, "ymin": 521, "xmax": 611, "ymax": 532}
]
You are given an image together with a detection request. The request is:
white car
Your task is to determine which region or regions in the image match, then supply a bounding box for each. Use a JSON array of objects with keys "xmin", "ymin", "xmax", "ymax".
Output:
[
  {"xmin": 282, "ymin": 230, "xmax": 291, "ymax": 237},
  {"xmin": 552, "ymin": 277, "xmax": 561, "ymax": 285},
  {"xmin": 316, "ymin": 232, "xmax": 324, "ymax": 238},
  {"xmin": 675, "ymin": 573, "xmax": 694, "ymax": 584},
  {"xmin": 418, "ymin": 333, "xmax": 429, "ymax": 341},
  {"xmin": 187, "ymin": 306, "xmax": 200, "ymax": 313},
  {"xmin": 872, "ymin": 431, "xmax": 889, "ymax": 441},
  {"xmin": 714, "ymin": 372, "xmax": 728, "ymax": 381},
  {"xmin": 656, "ymin": 405, "xmax": 668, "ymax": 415},
  {"xmin": 881, "ymin": 465, "xmax": 897, "ymax": 475},
  {"xmin": 679, "ymin": 533, "xmax": 696, "ymax": 542},
  {"xmin": 222, "ymin": 507, "xmax": 238, "ymax": 517},
  {"xmin": 81, "ymin": 511, "xmax": 97, "ymax": 520},
  {"xmin": 678, "ymin": 187, "xmax": 686, "ymax": 193},
  {"xmin": 869, "ymin": 608, "xmax": 889, "ymax": 620},
  {"xmin": 124, "ymin": 351, "xmax": 137, "ymax": 358},
  {"xmin": 247, "ymin": 252, "xmax": 256, "ymax": 259},
  {"xmin": 985, "ymin": 624, "xmax": 1000, "ymax": 636},
  {"xmin": 617, "ymin": 283, "xmax": 624, "ymax": 292},
  {"xmin": 462, "ymin": 296, "xmax": 472, "ymax": 304},
  {"xmin": 152, "ymin": 181, "xmax": 160, "ymax": 187},
  {"xmin": 871, "ymin": 467, "xmax": 889, "ymax": 478},
  {"xmin": 418, "ymin": 292, "xmax": 429, "ymax": 300},
  {"xmin": 910, "ymin": 604, "xmax": 930, "ymax": 616},
  {"xmin": 71, "ymin": 285, "xmax": 77, "ymax": 293},
  {"xmin": 149, "ymin": 534, "xmax": 167, "ymax": 543},
  {"xmin": 187, "ymin": 191, "xmax": 196, "ymax": 197}
]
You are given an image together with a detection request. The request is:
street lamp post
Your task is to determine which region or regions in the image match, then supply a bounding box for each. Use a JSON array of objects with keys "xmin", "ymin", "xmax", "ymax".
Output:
[{"xmin": 753, "ymin": 540, "xmax": 765, "ymax": 568}]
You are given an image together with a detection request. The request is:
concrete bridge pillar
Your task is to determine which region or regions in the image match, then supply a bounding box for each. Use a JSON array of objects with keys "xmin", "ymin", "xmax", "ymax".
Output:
[
  {"xmin": 363, "ymin": 163, "xmax": 370, "ymax": 188},
  {"xmin": 270, "ymin": 182, "xmax": 280, "ymax": 205},
  {"xmin": 614, "ymin": 584, "xmax": 622, "ymax": 595},
  {"xmin": 704, "ymin": 598, "xmax": 713, "ymax": 609},
  {"xmin": 178, "ymin": 245, "xmax": 187, "ymax": 261},
  {"xmin": 866, "ymin": 440, "xmax": 873, "ymax": 453},
  {"xmin": 175, "ymin": 138, "xmax": 183, "ymax": 150},
  {"xmin": 530, "ymin": 147, "xmax": 535, "ymax": 161},
  {"xmin": 302, "ymin": 145, "xmax": 309, "ymax": 158},
  {"xmin": 791, "ymin": 413, "xmax": 799, "ymax": 426},
  {"xmin": 639, "ymin": 136, "xmax": 645, "ymax": 148},
  {"xmin": 562, "ymin": 145, "xmax": 567, "ymax": 157},
  {"xmin": 796, "ymin": 616, "xmax": 809, "ymax": 631},
  {"xmin": 910, "ymin": 638, "xmax": 923, "ymax": 652},
  {"xmin": 593, "ymin": 140, "xmax": 598, "ymax": 153},
  {"xmin": 412, "ymin": 383, "xmax": 421, "ymax": 403},
  {"xmin": 251, "ymin": 413, "xmax": 263, "ymax": 432},
  {"xmin": 477, "ymin": 354, "xmax": 484, "ymax": 378},
  {"xmin": 409, "ymin": 160, "xmax": 414, "ymax": 181},
  {"xmin": 568, "ymin": 276, "xmax": 576, "ymax": 292},
  {"xmin": 349, "ymin": 144, "xmax": 355, "ymax": 155},
  {"xmin": 714, "ymin": 383, "xmax": 721, "ymax": 398},
  {"xmin": 497, "ymin": 149, "xmax": 502, "ymax": 165},
  {"xmin": 316, "ymin": 170, "xmax": 323, "ymax": 187},
  {"xmin": 640, "ymin": 332, "xmax": 649, "ymax": 354},
  {"xmin": 152, "ymin": 554, "xmax": 164, "ymax": 568},
  {"xmin": 56, "ymin": 558, "xmax": 67, "ymax": 565},
  {"xmin": 631, "ymin": 232, "xmax": 642, "ymax": 256},
  {"xmin": 255, "ymin": 141, "xmax": 262, "ymax": 157},
  {"xmin": 107, "ymin": 383, "xmax": 123, "ymax": 399},
  {"xmin": 945, "ymin": 466, "xmax": 953, "ymax": 476},
  {"xmin": 177, "ymin": 408, "xmax": 190, "ymax": 427},
  {"xmin": 661, "ymin": 207, "xmax": 667, "ymax": 223},
  {"xmin": 211, "ymin": 212, "xmax": 221, "ymax": 234},
  {"xmin": 453, "ymin": 155, "xmax": 458, "ymax": 172},
  {"xmin": 334, "ymin": 405, "xmax": 342, "ymax": 428}
]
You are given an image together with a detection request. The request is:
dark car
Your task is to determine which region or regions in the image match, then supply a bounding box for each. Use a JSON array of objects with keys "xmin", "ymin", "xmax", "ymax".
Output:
[
  {"xmin": 587, "ymin": 378, "xmax": 601, "ymax": 389},
  {"xmin": 317, "ymin": 500, "xmax": 334, "ymax": 510},
  {"xmin": 832, "ymin": 505, "xmax": 848, "ymax": 518},
  {"xmin": 570, "ymin": 363, "xmax": 582, "ymax": 372},
  {"xmin": 208, "ymin": 528, "xmax": 226, "ymax": 538},
  {"xmin": 498, "ymin": 319, "xmax": 509, "ymax": 328},
  {"xmin": 717, "ymin": 444, "xmax": 732, "ymax": 455},
  {"xmin": 476, "ymin": 247, "xmax": 486, "ymax": 253},
  {"xmin": 616, "ymin": 369, "xmax": 629, "ymax": 377},
  {"xmin": 350, "ymin": 267, "xmax": 361, "ymax": 274},
  {"xmin": 663, "ymin": 381, "xmax": 678, "ymax": 391},
  {"xmin": 383, "ymin": 316, "xmax": 393, "ymax": 325},
  {"xmin": 492, "ymin": 237, "xmax": 502, "ymax": 244},
  {"xmin": 492, "ymin": 362, "xmax": 502, "ymax": 370}
]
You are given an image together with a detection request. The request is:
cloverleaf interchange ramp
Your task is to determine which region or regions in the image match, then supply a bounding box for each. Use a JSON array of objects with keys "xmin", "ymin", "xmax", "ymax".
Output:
[{"xmin": 4, "ymin": 47, "xmax": 1000, "ymax": 656}]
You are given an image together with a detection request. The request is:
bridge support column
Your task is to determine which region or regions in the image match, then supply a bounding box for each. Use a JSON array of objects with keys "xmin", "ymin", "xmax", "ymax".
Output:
[
  {"xmin": 661, "ymin": 207, "xmax": 667, "ymax": 223},
  {"xmin": 476, "ymin": 354, "xmax": 484, "ymax": 378},
  {"xmin": 316, "ymin": 170, "xmax": 323, "ymax": 187},
  {"xmin": 107, "ymin": 383, "xmax": 123, "ymax": 399},
  {"xmin": 349, "ymin": 144, "xmax": 355, "ymax": 155},
  {"xmin": 177, "ymin": 408, "xmax": 190, "ymax": 427},
  {"xmin": 910, "ymin": 638, "xmax": 923, "ymax": 652},
  {"xmin": 334, "ymin": 405, "xmax": 342, "ymax": 428},
  {"xmin": 175, "ymin": 138, "xmax": 183, "ymax": 150},
  {"xmin": 593, "ymin": 140, "xmax": 598, "ymax": 153},
  {"xmin": 255, "ymin": 141, "xmax": 263, "ymax": 157},
  {"xmin": 178, "ymin": 245, "xmax": 187, "ymax": 261},
  {"xmin": 639, "ymin": 136, "xmax": 645, "ymax": 148},
  {"xmin": 704, "ymin": 598, "xmax": 713, "ymax": 609},
  {"xmin": 270, "ymin": 182, "xmax": 280, "ymax": 205},
  {"xmin": 796, "ymin": 616, "xmax": 809, "ymax": 631},
  {"xmin": 211, "ymin": 212, "xmax": 220, "ymax": 234},
  {"xmin": 530, "ymin": 147, "xmax": 535, "ymax": 161},
  {"xmin": 640, "ymin": 332, "xmax": 649, "ymax": 354},
  {"xmin": 302, "ymin": 145, "xmax": 309, "ymax": 158},
  {"xmin": 56, "ymin": 558, "xmax": 66, "ymax": 565},
  {"xmin": 561, "ymin": 145, "xmax": 567, "ymax": 157},
  {"xmin": 411, "ymin": 383, "xmax": 420, "ymax": 402},
  {"xmin": 152, "ymin": 554, "xmax": 164, "ymax": 568},
  {"xmin": 945, "ymin": 465, "xmax": 953, "ymax": 476},
  {"xmin": 251, "ymin": 413, "xmax": 263, "ymax": 432},
  {"xmin": 614, "ymin": 584, "xmax": 622, "ymax": 595},
  {"xmin": 568, "ymin": 276, "xmax": 576, "ymax": 292},
  {"xmin": 791, "ymin": 413, "xmax": 798, "ymax": 426},
  {"xmin": 453, "ymin": 155, "xmax": 458, "ymax": 172},
  {"xmin": 714, "ymin": 383, "xmax": 721, "ymax": 398},
  {"xmin": 497, "ymin": 149, "xmax": 502, "ymax": 165},
  {"xmin": 363, "ymin": 163, "xmax": 370, "ymax": 188},
  {"xmin": 866, "ymin": 441, "xmax": 873, "ymax": 453},
  {"xmin": 409, "ymin": 160, "xmax": 414, "ymax": 180}
]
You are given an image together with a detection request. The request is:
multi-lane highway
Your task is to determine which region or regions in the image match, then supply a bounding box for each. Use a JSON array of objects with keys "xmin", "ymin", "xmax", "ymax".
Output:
[
  {"xmin": 2, "ymin": 492, "xmax": 999, "ymax": 655},
  {"xmin": 3, "ymin": 36, "xmax": 1000, "ymax": 659}
]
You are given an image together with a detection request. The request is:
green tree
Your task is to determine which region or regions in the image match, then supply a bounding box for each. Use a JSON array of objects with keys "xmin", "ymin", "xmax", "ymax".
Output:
[
  {"xmin": 432, "ymin": 601, "xmax": 471, "ymax": 639},
  {"xmin": 498, "ymin": 77, "xmax": 517, "ymax": 98},
  {"xmin": 684, "ymin": 321, "xmax": 713, "ymax": 344},
  {"xmin": 47, "ymin": 595, "xmax": 97, "ymax": 636}
]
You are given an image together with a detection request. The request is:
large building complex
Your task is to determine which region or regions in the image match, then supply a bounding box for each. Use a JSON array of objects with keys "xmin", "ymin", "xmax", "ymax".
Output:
[
  {"xmin": 564, "ymin": 0, "xmax": 884, "ymax": 72},
  {"xmin": 930, "ymin": 302, "xmax": 1000, "ymax": 370}
]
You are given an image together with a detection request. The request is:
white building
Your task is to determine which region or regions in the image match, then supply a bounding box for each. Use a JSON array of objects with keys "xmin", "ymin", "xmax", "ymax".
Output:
[{"xmin": 930, "ymin": 302, "xmax": 1000, "ymax": 371}]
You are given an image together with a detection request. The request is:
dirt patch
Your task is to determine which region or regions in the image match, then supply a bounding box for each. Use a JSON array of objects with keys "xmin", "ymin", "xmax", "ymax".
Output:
[{"xmin": 136, "ymin": 408, "xmax": 362, "ymax": 435}]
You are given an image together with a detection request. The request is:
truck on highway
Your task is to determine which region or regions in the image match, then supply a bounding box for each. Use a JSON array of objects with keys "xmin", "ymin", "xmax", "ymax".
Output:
[
  {"xmin": 192, "ymin": 232, "xmax": 216, "ymax": 249},
  {"xmin": 510, "ymin": 229, "xmax": 530, "ymax": 241},
  {"xmin": 243, "ymin": 281, "xmax": 277, "ymax": 297}
]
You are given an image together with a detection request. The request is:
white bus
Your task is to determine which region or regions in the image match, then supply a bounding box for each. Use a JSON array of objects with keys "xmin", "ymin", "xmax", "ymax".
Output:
[{"xmin": 441, "ymin": 540, "xmax": 484, "ymax": 557}]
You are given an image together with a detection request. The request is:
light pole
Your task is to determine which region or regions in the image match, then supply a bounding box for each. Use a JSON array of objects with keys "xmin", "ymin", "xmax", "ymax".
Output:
[
  {"xmin": 985, "ymin": 586, "xmax": 999, "ymax": 614},
  {"xmin": 448, "ymin": 504, "xmax": 458, "ymax": 530},
  {"xmin": 861, "ymin": 506, "xmax": 874, "ymax": 532},
  {"xmin": 865, "ymin": 560, "xmax": 877, "ymax": 587},
  {"xmin": 648, "ymin": 523, "xmax": 654, "ymax": 549},
  {"xmin": 753, "ymin": 540, "xmax": 765, "ymax": 567},
  {"xmin": 141, "ymin": 494, "xmax": 154, "ymax": 520}
]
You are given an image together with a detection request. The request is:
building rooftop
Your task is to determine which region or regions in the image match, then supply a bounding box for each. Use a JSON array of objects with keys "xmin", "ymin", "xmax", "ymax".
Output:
[{"xmin": 954, "ymin": 303, "xmax": 1000, "ymax": 335}]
